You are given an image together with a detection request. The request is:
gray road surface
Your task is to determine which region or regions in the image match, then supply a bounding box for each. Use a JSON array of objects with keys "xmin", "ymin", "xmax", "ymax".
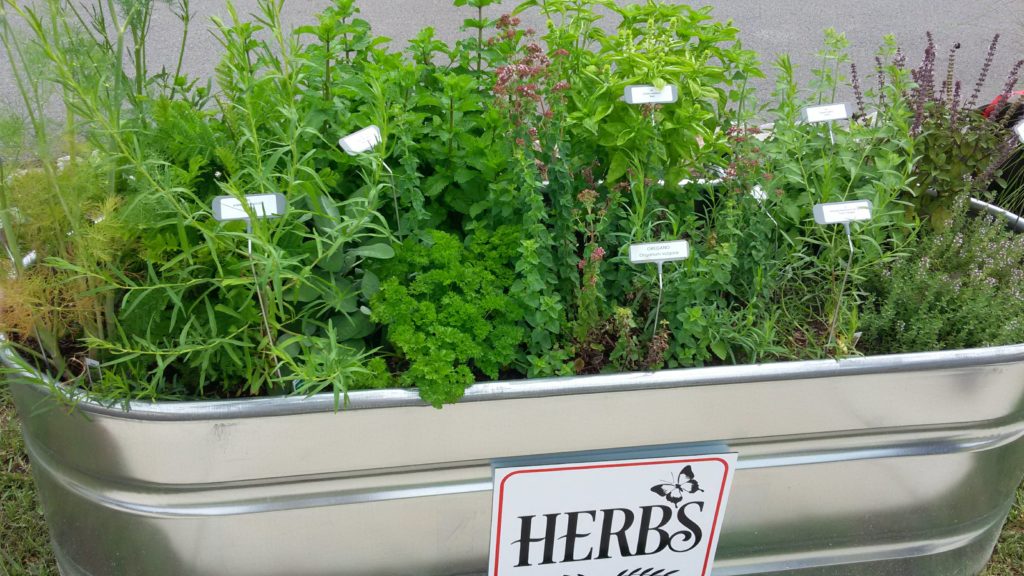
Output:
[{"xmin": 1, "ymin": 0, "xmax": 1023, "ymax": 119}]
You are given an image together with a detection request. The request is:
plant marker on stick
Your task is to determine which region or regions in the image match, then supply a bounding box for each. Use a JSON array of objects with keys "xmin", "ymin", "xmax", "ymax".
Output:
[
  {"xmin": 802, "ymin": 103, "xmax": 851, "ymax": 145},
  {"xmin": 623, "ymin": 84, "xmax": 679, "ymax": 105},
  {"xmin": 813, "ymin": 199, "xmax": 872, "ymax": 348},
  {"xmin": 1014, "ymin": 119, "xmax": 1024, "ymax": 144},
  {"xmin": 624, "ymin": 84, "xmax": 678, "ymax": 126},
  {"xmin": 339, "ymin": 125, "xmax": 402, "ymax": 238},
  {"xmin": 212, "ymin": 193, "xmax": 286, "ymax": 252},
  {"xmin": 628, "ymin": 240, "xmax": 690, "ymax": 334},
  {"xmin": 212, "ymin": 193, "xmax": 287, "ymax": 378},
  {"xmin": 751, "ymin": 184, "xmax": 781, "ymax": 227}
]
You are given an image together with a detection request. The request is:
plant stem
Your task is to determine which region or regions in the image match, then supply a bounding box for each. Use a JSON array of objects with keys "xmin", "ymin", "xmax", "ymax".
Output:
[
  {"xmin": 324, "ymin": 36, "xmax": 332, "ymax": 102},
  {"xmin": 476, "ymin": 5, "xmax": 483, "ymax": 72},
  {"xmin": 827, "ymin": 223, "xmax": 855, "ymax": 349},
  {"xmin": 169, "ymin": 0, "xmax": 191, "ymax": 100},
  {"xmin": 0, "ymin": 159, "xmax": 24, "ymax": 274}
]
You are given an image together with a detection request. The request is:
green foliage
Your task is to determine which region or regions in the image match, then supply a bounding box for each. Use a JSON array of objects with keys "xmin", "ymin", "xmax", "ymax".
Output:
[
  {"xmin": 2, "ymin": 0, "xmax": 1022, "ymax": 409},
  {"xmin": 371, "ymin": 229, "xmax": 524, "ymax": 406},
  {"xmin": 860, "ymin": 201, "xmax": 1024, "ymax": 353},
  {"xmin": 749, "ymin": 31, "xmax": 917, "ymax": 356},
  {"xmin": 884, "ymin": 33, "xmax": 1024, "ymax": 223},
  {"xmin": 659, "ymin": 196, "xmax": 784, "ymax": 366}
]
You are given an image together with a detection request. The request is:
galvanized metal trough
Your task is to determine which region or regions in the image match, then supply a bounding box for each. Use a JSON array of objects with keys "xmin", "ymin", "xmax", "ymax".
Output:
[{"xmin": 6, "ymin": 343, "xmax": 1024, "ymax": 575}]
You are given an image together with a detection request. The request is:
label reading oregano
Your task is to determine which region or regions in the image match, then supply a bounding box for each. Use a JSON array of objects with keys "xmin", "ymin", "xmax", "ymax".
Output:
[
  {"xmin": 628, "ymin": 240, "xmax": 690, "ymax": 265},
  {"xmin": 488, "ymin": 453, "xmax": 737, "ymax": 576}
]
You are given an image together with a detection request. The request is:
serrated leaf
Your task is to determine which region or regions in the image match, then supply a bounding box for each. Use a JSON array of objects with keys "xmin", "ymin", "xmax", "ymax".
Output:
[{"xmin": 711, "ymin": 339, "xmax": 728, "ymax": 360}]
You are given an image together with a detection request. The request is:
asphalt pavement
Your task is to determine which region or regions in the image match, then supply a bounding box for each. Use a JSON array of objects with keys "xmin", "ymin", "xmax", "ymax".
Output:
[{"xmin": 1, "ymin": 0, "xmax": 1022, "ymax": 119}]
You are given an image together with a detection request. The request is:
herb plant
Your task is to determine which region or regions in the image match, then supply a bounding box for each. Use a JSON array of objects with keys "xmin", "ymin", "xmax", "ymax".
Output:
[
  {"xmin": 371, "ymin": 228, "xmax": 524, "ymax": 406},
  {"xmin": 1, "ymin": 0, "xmax": 1023, "ymax": 409}
]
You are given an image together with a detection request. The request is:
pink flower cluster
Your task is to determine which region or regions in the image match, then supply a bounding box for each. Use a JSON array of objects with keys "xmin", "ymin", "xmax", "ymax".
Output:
[{"xmin": 577, "ymin": 188, "xmax": 598, "ymax": 206}]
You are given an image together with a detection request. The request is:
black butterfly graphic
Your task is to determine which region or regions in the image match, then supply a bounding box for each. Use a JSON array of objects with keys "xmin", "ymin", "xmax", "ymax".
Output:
[{"xmin": 650, "ymin": 466, "xmax": 703, "ymax": 507}]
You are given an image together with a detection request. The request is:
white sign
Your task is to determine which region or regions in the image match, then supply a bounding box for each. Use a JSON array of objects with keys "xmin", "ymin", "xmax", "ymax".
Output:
[
  {"xmin": 678, "ymin": 178, "xmax": 724, "ymax": 187},
  {"xmin": 488, "ymin": 453, "xmax": 737, "ymax": 576},
  {"xmin": 1014, "ymin": 119, "xmax": 1024, "ymax": 144},
  {"xmin": 629, "ymin": 240, "xmax": 690, "ymax": 265},
  {"xmin": 801, "ymin": 103, "xmax": 851, "ymax": 123},
  {"xmin": 624, "ymin": 85, "xmax": 679, "ymax": 105},
  {"xmin": 751, "ymin": 185, "xmax": 767, "ymax": 202},
  {"xmin": 813, "ymin": 200, "xmax": 872, "ymax": 225},
  {"xmin": 212, "ymin": 193, "xmax": 286, "ymax": 221},
  {"xmin": 339, "ymin": 125, "xmax": 382, "ymax": 155}
]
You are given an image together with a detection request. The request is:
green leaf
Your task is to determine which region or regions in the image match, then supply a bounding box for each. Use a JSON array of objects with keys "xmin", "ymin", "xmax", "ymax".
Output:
[
  {"xmin": 330, "ymin": 313, "xmax": 375, "ymax": 340},
  {"xmin": 318, "ymin": 248, "xmax": 348, "ymax": 273},
  {"xmin": 331, "ymin": 276, "xmax": 359, "ymax": 313},
  {"xmin": 362, "ymin": 270, "xmax": 381, "ymax": 299},
  {"xmin": 606, "ymin": 151, "xmax": 629, "ymax": 183},
  {"xmin": 711, "ymin": 340, "xmax": 728, "ymax": 360},
  {"xmin": 293, "ymin": 279, "xmax": 320, "ymax": 302},
  {"xmin": 351, "ymin": 243, "xmax": 396, "ymax": 260}
]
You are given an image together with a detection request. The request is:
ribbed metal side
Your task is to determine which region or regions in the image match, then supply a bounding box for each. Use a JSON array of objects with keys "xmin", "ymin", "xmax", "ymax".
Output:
[{"xmin": 7, "ymin": 345, "xmax": 1024, "ymax": 575}]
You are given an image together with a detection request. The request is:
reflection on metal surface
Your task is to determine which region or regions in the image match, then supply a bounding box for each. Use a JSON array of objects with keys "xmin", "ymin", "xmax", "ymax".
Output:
[
  {"xmin": 6, "ymin": 345, "xmax": 1024, "ymax": 575},
  {"xmin": 971, "ymin": 197, "xmax": 1024, "ymax": 232}
]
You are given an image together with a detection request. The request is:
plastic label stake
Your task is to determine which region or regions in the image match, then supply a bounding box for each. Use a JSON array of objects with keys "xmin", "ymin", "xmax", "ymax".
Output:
[
  {"xmin": 1014, "ymin": 119, "xmax": 1024, "ymax": 144},
  {"xmin": 802, "ymin": 103, "xmax": 851, "ymax": 123},
  {"xmin": 339, "ymin": 125, "xmax": 382, "ymax": 156},
  {"xmin": 212, "ymin": 193, "xmax": 286, "ymax": 223},
  {"xmin": 213, "ymin": 193, "xmax": 286, "ymax": 255},
  {"xmin": 628, "ymin": 240, "xmax": 690, "ymax": 333},
  {"xmin": 813, "ymin": 200, "xmax": 872, "ymax": 348},
  {"xmin": 801, "ymin": 103, "xmax": 851, "ymax": 145},
  {"xmin": 339, "ymin": 125, "xmax": 402, "ymax": 238},
  {"xmin": 625, "ymin": 84, "xmax": 678, "ymax": 126},
  {"xmin": 211, "ymin": 193, "xmax": 286, "ymax": 377},
  {"xmin": 813, "ymin": 199, "xmax": 872, "ymax": 225},
  {"xmin": 623, "ymin": 85, "xmax": 679, "ymax": 105},
  {"xmin": 751, "ymin": 185, "xmax": 781, "ymax": 226}
]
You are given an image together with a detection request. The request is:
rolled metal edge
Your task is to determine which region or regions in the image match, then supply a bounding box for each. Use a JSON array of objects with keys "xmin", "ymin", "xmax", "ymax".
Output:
[
  {"xmin": 5, "ymin": 339, "xmax": 1024, "ymax": 421},
  {"xmin": 970, "ymin": 197, "xmax": 1024, "ymax": 232}
]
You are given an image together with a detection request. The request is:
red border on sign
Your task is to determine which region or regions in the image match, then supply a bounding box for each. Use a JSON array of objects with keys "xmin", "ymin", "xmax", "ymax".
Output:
[{"xmin": 492, "ymin": 456, "xmax": 731, "ymax": 576}]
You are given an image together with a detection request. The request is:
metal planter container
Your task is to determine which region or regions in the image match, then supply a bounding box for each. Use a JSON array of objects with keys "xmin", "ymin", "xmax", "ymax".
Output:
[{"xmin": 6, "ymin": 344, "xmax": 1024, "ymax": 576}]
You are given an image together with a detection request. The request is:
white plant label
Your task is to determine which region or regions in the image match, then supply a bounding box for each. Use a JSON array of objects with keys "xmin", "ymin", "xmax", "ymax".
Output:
[
  {"xmin": 488, "ymin": 453, "xmax": 737, "ymax": 576},
  {"xmin": 212, "ymin": 193, "xmax": 286, "ymax": 221},
  {"xmin": 751, "ymin": 185, "xmax": 767, "ymax": 202},
  {"xmin": 629, "ymin": 240, "xmax": 690, "ymax": 265},
  {"xmin": 1014, "ymin": 119, "xmax": 1024, "ymax": 144},
  {"xmin": 624, "ymin": 84, "xmax": 679, "ymax": 105},
  {"xmin": 339, "ymin": 125, "xmax": 382, "ymax": 155},
  {"xmin": 678, "ymin": 178, "xmax": 724, "ymax": 187},
  {"xmin": 801, "ymin": 103, "xmax": 851, "ymax": 123},
  {"xmin": 813, "ymin": 200, "xmax": 873, "ymax": 225}
]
